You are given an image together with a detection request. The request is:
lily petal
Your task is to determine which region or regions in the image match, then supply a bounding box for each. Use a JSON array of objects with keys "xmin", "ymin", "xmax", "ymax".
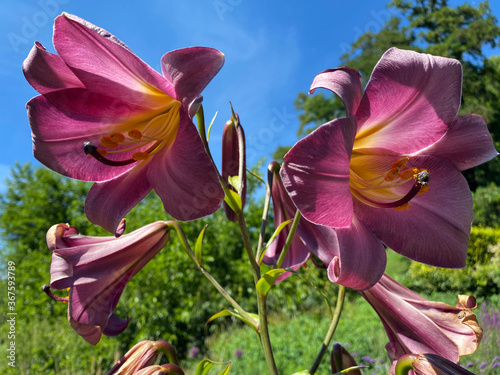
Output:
[
  {"xmin": 27, "ymin": 92, "xmax": 148, "ymax": 181},
  {"xmin": 355, "ymin": 156, "xmax": 472, "ymax": 268},
  {"xmin": 330, "ymin": 217, "xmax": 386, "ymax": 290},
  {"xmin": 147, "ymin": 114, "xmax": 223, "ymax": 221},
  {"xmin": 85, "ymin": 163, "xmax": 152, "ymax": 236},
  {"xmin": 355, "ymin": 48, "xmax": 462, "ymax": 154},
  {"xmin": 281, "ymin": 116, "xmax": 357, "ymax": 228},
  {"xmin": 53, "ymin": 13, "xmax": 175, "ymax": 107},
  {"xmin": 161, "ymin": 47, "xmax": 225, "ymax": 118},
  {"xmin": 418, "ymin": 114, "xmax": 499, "ymax": 171},
  {"xmin": 309, "ymin": 67, "xmax": 362, "ymax": 116},
  {"xmin": 23, "ymin": 41, "xmax": 84, "ymax": 94}
]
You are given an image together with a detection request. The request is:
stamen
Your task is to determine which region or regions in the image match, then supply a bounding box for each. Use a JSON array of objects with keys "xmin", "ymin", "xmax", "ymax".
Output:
[
  {"xmin": 100, "ymin": 136, "xmax": 118, "ymax": 149},
  {"xmin": 128, "ymin": 129, "xmax": 142, "ymax": 139},
  {"xmin": 109, "ymin": 132, "xmax": 125, "ymax": 143},
  {"xmin": 83, "ymin": 142, "xmax": 138, "ymax": 166},
  {"xmin": 384, "ymin": 157, "xmax": 409, "ymax": 182},
  {"xmin": 353, "ymin": 169, "xmax": 430, "ymax": 209},
  {"xmin": 132, "ymin": 152, "xmax": 149, "ymax": 161}
]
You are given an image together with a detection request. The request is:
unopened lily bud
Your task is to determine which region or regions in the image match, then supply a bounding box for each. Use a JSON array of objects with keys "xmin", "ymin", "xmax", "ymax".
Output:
[
  {"xmin": 106, "ymin": 340, "xmax": 179, "ymax": 375},
  {"xmin": 331, "ymin": 343, "xmax": 362, "ymax": 375},
  {"xmin": 221, "ymin": 111, "xmax": 246, "ymax": 221}
]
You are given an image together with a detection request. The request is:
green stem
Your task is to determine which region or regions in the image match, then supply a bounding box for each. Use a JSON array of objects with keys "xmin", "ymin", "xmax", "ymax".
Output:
[
  {"xmin": 255, "ymin": 170, "xmax": 272, "ymax": 263},
  {"xmin": 236, "ymin": 214, "xmax": 277, "ymax": 375},
  {"xmin": 309, "ymin": 285, "xmax": 346, "ymax": 375},
  {"xmin": 166, "ymin": 221, "xmax": 258, "ymax": 331},
  {"xmin": 276, "ymin": 209, "xmax": 301, "ymax": 269}
]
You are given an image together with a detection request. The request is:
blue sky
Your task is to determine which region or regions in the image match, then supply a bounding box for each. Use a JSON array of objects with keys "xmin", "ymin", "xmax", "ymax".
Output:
[{"xmin": 1, "ymin": 0, "xmax": 499, "ymax": 192}]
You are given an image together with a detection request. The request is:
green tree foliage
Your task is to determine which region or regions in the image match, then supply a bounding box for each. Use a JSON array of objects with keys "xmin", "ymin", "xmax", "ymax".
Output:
[{"xmin": 293, "ymin": 0, "xmax": 500, "ymax": 189}]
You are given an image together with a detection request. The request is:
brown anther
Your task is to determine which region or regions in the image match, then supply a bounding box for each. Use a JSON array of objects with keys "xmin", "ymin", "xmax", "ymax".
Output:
[
  {"xmin": 132, "ymin": 152, "xmax": 149, "ymax": 161},
  {"xmin": 400, "ymin": 168, "xmax": 418, "ymax": 180},
  {"xmin": 394, "ymin": 202, "xmax": 410, "ymax": 211},
  {"xmin": 128, "ymin": 129, "xmax": 142, "ymax": 139},
  {"xmin": 109, "ymin": 132, "xmax": 125, "ymax": 143},
  {"xmin": 100, "ymin": 136, "xmax": 118, "ymax": 149}
]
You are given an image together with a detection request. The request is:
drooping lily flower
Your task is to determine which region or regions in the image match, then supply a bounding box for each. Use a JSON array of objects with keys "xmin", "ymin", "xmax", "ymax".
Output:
[
  {"xmin": 107, "ymin": 340, "xmax": 179, "ymax": 375},
  {"xmin": 281, "ymin": 48, "xmax": 498, "ymax": 272},
  {"xmin": 395, "ymin": 353, "xmax": 475, "ymax": 375},
  {"xmin": 45, "ymin": 221, "xmax": 170, "ymax": 345},
  {"xmin": 221, "ymin": 112, "xmax": 246, "ymax": 222},
  {"xmin": 263, "ymin": 161, "xmax": 385, "ymax": 290},
  {"xmin": 359, "ymin": 274, "xmax": 482, "ymax": 370},
  {"xmin": 24, "ymin": 13, "xmax": 224, "ymax": 235},
  {"xmin": 134, "ymin": 364, "xmax": 185, "ymax": 375}
]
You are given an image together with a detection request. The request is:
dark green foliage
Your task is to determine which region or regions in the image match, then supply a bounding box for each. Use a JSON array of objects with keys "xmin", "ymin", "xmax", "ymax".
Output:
[
  {"xmin": 399, "ymin": 226, "xmax": 500, "ymax": 298},
  {"xmin": 473, "ymin": 183, "xmax": 500, "ymax": 227}
]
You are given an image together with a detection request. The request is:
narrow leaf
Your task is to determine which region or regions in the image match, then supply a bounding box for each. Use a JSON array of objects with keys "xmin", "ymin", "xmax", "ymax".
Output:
[
  {"xmin": 332, "ymin": 365, "xmax": 367, "ymax": 375},
  {"xmin": 256, "ymin": 269, "xmax": 287, "ymax": 299},
  {"xmin": 218, "ymin": 362, "xmax": 232, "ymax": 375},
  {"xmin": 195, "ymin": 225, "xmax": 208, "ymax": 265},
  {"xmin": 228, "ymin": 175, "xmax": 240, "ymax": 191},
  {"xmin": 259, "ymin": 219, "xmax": 293, "ymax": 264},
  {"xmin": 207, "ymin": 111, "xmax": 218, "ymax": 142},
  {"xmin": 195, "ymin": 359, "xmax": 214, "ymax": 375},
  {"xmin": 206, "ymin": 309, "xmax": 259, "ymax": 331}
]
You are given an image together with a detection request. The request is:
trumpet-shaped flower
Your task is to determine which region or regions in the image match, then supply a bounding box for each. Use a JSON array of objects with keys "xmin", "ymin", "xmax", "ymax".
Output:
[
  {"xmin": 24, "ymin": 14, "xmax": 224, "ymax": 235},
  {"xmin": 360, "ymin": 274, "xmax": 482, "ymax": 370},
  {"xmin": 46, "ymin": 221, "xmax": 170, "ymax": 345},
  {"xmin": 281, "ymin": 48, "xmax": 497, "ymax": 272},
  {"xmin": 263, "ymin": 162, "xmax": 385, "ymax": 290}
]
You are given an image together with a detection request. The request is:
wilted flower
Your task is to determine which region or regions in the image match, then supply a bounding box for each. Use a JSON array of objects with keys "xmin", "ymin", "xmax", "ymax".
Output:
[
  {"xmin": 360, "ymin": 274, "xmax": 482, "ymax": 371},
  {"xmin": 263, "ymin": 161, "xmax": 385, "ymax": 290},
  {"xmin": 221, "ymin": 112, "xmax": 246, "ymax": 221},
  {"xmin": 281, "ymin": 48, "xmax": 498, "ymax": 278},
  {"xmin": 45, "ymin": 221, "xmax": 170, "ymax": 344},
  {"xmin": 107, "ymin": 340, "xmax": 179, "ymax": 375},
  {"xmin": 134, "ymin": 364, "xmax": 185, "ymax": 375},
  {"xmin": 24, "ymin": 13, "xmax": 224, "ymax": 235}
]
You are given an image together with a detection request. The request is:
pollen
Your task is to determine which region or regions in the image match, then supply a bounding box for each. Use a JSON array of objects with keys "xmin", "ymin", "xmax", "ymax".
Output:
[
  {"xmin": 128, "ymin": 129, "xmax": 142, "ymax": 139},
  {"xmin": 100, "ymin": 136, "xmax": 118, "ymax": 149},
  {"xmin": 394, "ymin": 202, "xmax": 410, "ymax": 211},
  {"xmin": 97, "ymin": 149, "xmax": 107, "ymax": 157},
  {"xmin": 399, "ymin": 168, "xmax": 418, "ymax": 180},
  {"xmin": 384, "ymin": 157, "xmax": 409, "ymax": 181},
  {"xmin": 109, "ymin": 132, "xmax": 125, "ymax": 144},
  {"xmin": 418, "ymin": 185, "xmax": 430, "ymax": 195},
  {"xmin": 132, "ymin": 152, "xmax": 149, "ymax": 161}
]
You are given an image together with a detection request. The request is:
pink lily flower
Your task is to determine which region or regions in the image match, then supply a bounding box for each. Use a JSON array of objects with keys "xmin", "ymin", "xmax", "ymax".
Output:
[
  {"xmin": 359, "ymin": 274, "xmax": 482, "ymax": 371},
  {"xmin": 46, "ymin": 221, "xmax": 170, "ymax": 345},
  {"xmin": 24, "ymin": 13, "xmax": 224, "ymax": 235},
  {"xmin": 263, "ymin": 162, "xmax": 385, "ymax": 290},
  {"xmin": 281, "ymin": 48, "xmax": 497, "ymax": 274}
]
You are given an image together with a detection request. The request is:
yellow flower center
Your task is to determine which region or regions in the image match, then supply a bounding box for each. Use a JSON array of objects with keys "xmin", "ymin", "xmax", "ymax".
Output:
[
  {"xmin": 349, "ymin": 155, "xmax": 430, "ymax": 210},
  {"xmin": 84, "ymin": 95, "xmax": 181, "ymax": 166}
]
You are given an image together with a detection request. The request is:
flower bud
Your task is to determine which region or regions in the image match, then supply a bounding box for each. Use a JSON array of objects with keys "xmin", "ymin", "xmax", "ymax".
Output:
[
  {"xmin": 221, "ymin": 112, "xmax": 246, "ymax": 221},
  {"xmin": 331, "ymin": 343, "xmax": 362, "ymax": 375}
]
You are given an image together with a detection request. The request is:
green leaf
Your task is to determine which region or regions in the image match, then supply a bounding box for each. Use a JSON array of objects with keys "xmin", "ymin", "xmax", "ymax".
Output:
[
  {"xmin": 195, "ymin": 359, "xmax": 231, "ymax": 375},
  {"xmin": 259, "ymin": 219, "xmax": 293, "ymax": 264},
  {"xmin": 332, "ymin": 365, "xmax": 367, "ymax": 375},
  {"xmin": 291, "ymin": 371, "xmax": 309, "ymax": 375},
  {"xmin": 256, "ymin": 269, "xmax": 287, "ymax": 299},
  {"xmin": 218, "ymin": 362, "xmax": 231, "ymax": 375},
  {"xmin": 206, "ymin": 309, "xmax": 259, "ymax": 331},
  {"xmin": 223, "ymin": 186, "xmax": 242, "ymax": 214},
  {"xmin": 207, "ymin": 111, "xmax": 218, "ymax": 142},
  {"xmin": 195, "ymin": 359, "xmax": 214, "ymax": 375},
  {"xmin": 228, "ymin": 175, "xmax": 240, "ymax": 191},
  {"xmin": 195, "ymin": 225, "xmax": 208, "ymax": 265}
]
